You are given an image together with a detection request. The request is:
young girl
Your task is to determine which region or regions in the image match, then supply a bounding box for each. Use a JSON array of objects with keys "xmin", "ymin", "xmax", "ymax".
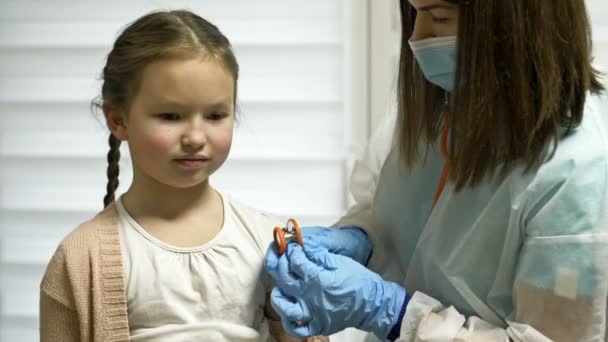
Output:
[{"xmin": 39, "ymin": 10, "xmax": 326, "ymax": 342}]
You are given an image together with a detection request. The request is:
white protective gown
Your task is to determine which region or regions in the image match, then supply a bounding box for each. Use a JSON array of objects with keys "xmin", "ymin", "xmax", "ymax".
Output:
[{"xmin": 333, "ymin": 94, "xmax": 608, "ymax": 341}]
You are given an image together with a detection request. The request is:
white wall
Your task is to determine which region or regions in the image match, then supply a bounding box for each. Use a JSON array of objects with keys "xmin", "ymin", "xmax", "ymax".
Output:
[
  {"xmin": 588, "ymin": 0, "xmax": 608, "ymax": 74},
  {"xmin": 368, "ymin": 0, "xmax": 400, "ymax": 134},
  {"xmin": 0, "ymin": 1, "xmax": 368, "ymax": 340}
]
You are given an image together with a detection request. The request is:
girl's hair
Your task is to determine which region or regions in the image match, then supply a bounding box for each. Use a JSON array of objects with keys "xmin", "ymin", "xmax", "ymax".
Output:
[
  {"xmin": 397, "ymin": 0, "xmax": 604, "ymax": 190},
  {"xmin": 93, "ymin": 10, "xmax": 239, "ymax": 208}
]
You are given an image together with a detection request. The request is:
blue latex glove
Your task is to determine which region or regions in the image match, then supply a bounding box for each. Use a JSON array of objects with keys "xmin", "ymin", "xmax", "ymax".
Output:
[
  {"xmin": 265, "ymin": 243, "xmax": 409, "ymax": 339},
  {"xmin": 300, "ymin": 226, "xmax": 373, "ymax": 265}
]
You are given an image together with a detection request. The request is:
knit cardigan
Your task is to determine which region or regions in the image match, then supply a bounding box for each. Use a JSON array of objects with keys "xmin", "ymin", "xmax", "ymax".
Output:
[{"xmin": 39, "ymin": 203, "xmax": 328, "ymax": 342}]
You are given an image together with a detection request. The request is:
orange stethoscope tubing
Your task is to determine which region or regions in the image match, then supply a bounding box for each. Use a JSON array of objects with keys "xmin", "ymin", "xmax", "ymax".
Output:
[{"xmin": 432, "ymin": 116, "xmax": 450, "ymax": 209}]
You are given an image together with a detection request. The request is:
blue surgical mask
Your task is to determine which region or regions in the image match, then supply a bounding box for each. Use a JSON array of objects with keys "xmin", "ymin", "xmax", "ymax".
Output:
[{"xmin": 408, "ymin": 36, "xmax": 457, "ymax": 93}]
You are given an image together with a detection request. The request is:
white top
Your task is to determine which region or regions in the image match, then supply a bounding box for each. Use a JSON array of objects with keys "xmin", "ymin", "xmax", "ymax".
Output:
[
  {"xmin": 334, "ymin": 94, "xmax": 608, "ymax": 341},
  {"xmin": 116, "ymin": 192, "xmax": 281, "ymax": 342}
]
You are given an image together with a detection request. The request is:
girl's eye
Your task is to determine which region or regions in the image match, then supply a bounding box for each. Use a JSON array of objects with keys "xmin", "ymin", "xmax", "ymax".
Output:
[
  {"xmin": 158, "ymin": 113, "xmax": 181, "ymax": 121},
  {"xmin": 208, "ymin": 113, "xmax": 227, "ymax": 121}
]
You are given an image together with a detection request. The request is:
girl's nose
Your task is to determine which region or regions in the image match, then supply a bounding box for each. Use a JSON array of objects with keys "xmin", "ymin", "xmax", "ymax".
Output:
[{"xmin": 181, "ymin": 119, "xmax": 206, "ymax": 149}]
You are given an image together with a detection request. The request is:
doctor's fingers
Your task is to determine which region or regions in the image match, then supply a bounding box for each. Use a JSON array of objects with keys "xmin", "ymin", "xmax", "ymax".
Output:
[
  {"xmin": 264, "ymin": 243, "xmax": 281, "ymax": 273},
  {"xmin": 283, "ymin": 320, "xmax": 315, "ymax": 338},
  {"xmin": 300, "ymin": 243, "xmax": 341, "ymax": 271},
  {"xmin": 275, "ymin": 249, "xmax": 306, "ymax": 292},
  {"xmin": 287, "ymin": 244, "xmax": 325, "ymax": 281},
  {"xmin": 271, "ymin": 287, "xmax": 313, "ymax": 323}
]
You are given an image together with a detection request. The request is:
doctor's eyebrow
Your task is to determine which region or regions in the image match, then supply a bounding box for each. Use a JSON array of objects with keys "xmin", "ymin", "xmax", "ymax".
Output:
[
  {"xmin": 407, "ymin": 0, "xmax": 457, "ymax": 12},
  {"xmin": 418, "ymin": 4, "xmax": 456, "ymax": 12}
]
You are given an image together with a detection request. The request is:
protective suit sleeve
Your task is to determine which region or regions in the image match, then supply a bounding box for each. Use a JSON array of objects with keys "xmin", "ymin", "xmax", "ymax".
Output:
[
  {"xmin": 332, "ymin": 109, "xmax": 395, "ymax": 230},
  {"xmin": 331, "ymin": 108, "xmax": 396, "ymax": 273}
]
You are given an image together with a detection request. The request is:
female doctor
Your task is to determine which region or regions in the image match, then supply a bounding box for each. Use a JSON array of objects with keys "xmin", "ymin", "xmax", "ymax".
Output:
[{"xmin": 265, "ymin": 0, "xmax": 608, "ymax": 341}]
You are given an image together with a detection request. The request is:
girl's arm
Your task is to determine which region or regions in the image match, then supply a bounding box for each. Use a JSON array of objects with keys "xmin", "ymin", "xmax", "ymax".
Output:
[
  {"xmin": 39, "ymin": 247, "xmax": 81, "ymax": 342},
  {"xmin": 40, "ymin": 290, "xmax": 80, "ymax": 342}
]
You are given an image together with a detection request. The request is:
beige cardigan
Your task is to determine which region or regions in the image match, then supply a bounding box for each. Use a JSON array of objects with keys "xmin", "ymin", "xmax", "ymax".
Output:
[{"xmin": 39, "ymin": 203, "xmax": 327, "ymax": 342}]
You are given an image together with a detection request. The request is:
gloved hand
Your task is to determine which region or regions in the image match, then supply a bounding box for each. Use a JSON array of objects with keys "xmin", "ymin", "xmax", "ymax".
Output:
[
  {"xmin": 300, "ymin": 226, "xmax": 373, "ymax": 265},
  {"xmin": 265, "ymin": 243, "xmax": 409, "ymax": 339}
]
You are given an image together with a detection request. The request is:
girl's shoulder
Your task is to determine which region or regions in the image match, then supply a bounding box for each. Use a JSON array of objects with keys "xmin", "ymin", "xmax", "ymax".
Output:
[
  {"xmin": 221, "ymin": 192, "xmax": 283, "ymax": 227},
  {"xmin": 57, "ymin": 203, "xmax": 120, "ymax": 254},
  {"xmin": 40, "ymin": 204, "xmax": 121, "ymax": 299},
  {"xmin": 220, "ymin": 192, "xmax": 283, "ymax": 247}
]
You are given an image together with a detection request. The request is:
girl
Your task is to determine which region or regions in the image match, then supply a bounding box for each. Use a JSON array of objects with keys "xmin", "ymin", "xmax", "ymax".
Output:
[
  {"xmin": 266, "ymin": 0, "xmax": 608, "ymax": 341},
  {"xmin": 39, "ymin": 10, "xmax": 326, "ymax": 342}
]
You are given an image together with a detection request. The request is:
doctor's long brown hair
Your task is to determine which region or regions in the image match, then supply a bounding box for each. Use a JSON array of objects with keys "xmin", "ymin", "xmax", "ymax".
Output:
[{"xmin": 397, "ymin": 0, "xmax": 604, "ymax": 190}]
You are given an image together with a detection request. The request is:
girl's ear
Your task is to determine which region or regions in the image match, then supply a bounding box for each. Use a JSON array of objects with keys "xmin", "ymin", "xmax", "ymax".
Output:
[{"xmin": 103, "ymin": 101, "xmax": 128, "ymax": 140}]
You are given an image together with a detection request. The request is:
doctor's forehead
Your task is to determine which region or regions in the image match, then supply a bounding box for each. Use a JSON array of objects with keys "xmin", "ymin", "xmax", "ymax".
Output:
[{"xmin": 408, "ymin": 0, "xmax": 457, "ymax": 11}]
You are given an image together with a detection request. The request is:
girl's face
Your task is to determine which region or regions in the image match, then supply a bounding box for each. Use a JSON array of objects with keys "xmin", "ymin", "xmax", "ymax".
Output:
[
  {"xmin": 117, "ymin": 56, "xmax": 235, "ymax": 189},
  {"xmin": 408, "ymin": 0, "xmax": 459, "ymax": 41}
]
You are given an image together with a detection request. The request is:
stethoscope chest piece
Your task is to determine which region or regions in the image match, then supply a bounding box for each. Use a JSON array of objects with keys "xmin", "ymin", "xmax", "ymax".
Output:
[{"xmin": 273, "ymin": 218, "xmax": 303, "ymax": 255}]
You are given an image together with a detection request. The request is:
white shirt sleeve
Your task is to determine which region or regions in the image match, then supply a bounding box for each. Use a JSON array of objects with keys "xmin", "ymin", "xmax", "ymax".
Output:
[
  {"xmin": 330, "ymin": 107, "xmax": 397, "ymax": 275},
  {"xmin": 331, "ymin": 108, "xmax": 396, "ymax": 230},
  {"xmin": 396, "ymin": 292, "xmax": 554, "ymax": 342}
]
